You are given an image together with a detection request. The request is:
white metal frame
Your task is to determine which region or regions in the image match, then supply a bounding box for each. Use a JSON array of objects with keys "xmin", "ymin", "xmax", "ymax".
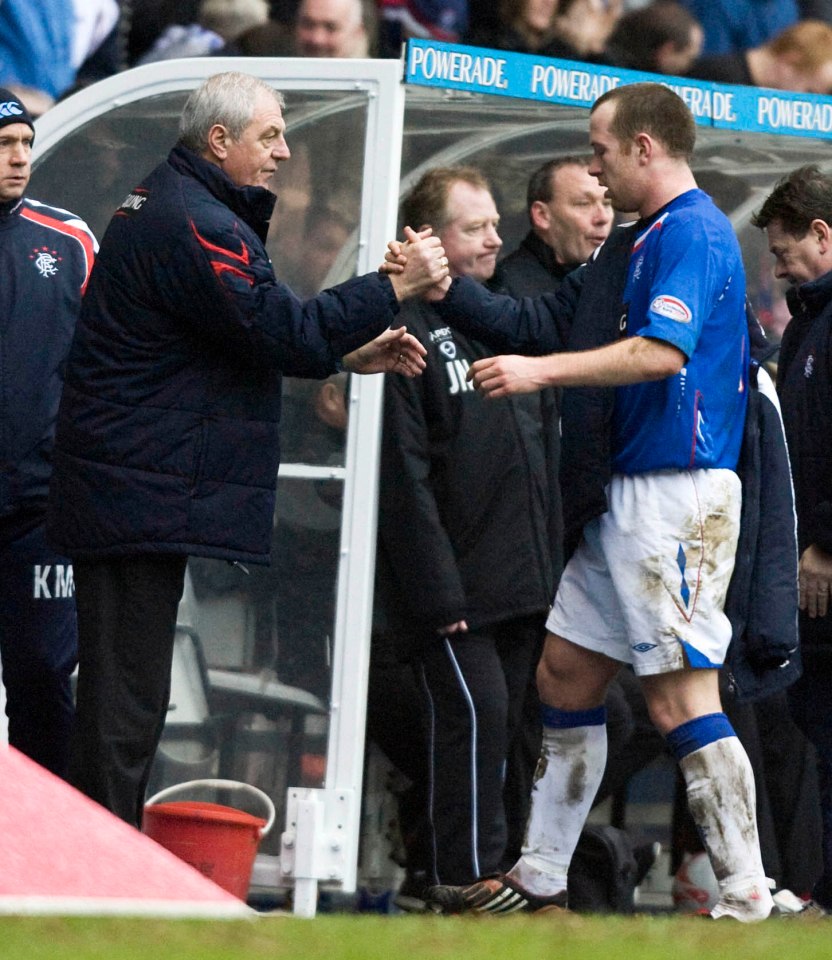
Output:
[{"xmin": 33, "ymin": 56, "xmax": 406, "ymax": 918}]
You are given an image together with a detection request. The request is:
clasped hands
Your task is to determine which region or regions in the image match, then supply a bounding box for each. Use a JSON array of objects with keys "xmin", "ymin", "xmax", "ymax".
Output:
[{"xmin": 380, "ymin": 226, "xmax": 550, "ymax": 398}]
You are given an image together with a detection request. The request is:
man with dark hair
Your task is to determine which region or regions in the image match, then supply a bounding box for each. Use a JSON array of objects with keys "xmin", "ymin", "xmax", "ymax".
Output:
[
  {"xmin": 752, "ymin": 164, "xmax": 832, "ymax": 916},
  {"xmin": 0, "ymin": 87, "xmax": 97, "ymax": 779},
  {"xmin": 371, "ymin": 164, "xmax": 561, "ymax": 908},
  {"xmin": 391, "ymin": 81, "xmax": 777, "ymax": 921},
  {"xmin": 46, "ymin": 70, "xmax": 446, "ymax": 828},
  {"xmin": 494, "ymin": 156, "xmax": 613, "ymax": 298},
  {"xmin": 603, "ymin": 0, "xmax": 704, "ymax": 75}
]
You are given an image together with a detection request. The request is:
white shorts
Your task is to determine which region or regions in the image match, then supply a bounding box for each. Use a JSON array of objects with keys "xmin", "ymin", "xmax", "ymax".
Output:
[{"xmin": 546, "ymin": 469, "xmax": 741, "ymax": 676}]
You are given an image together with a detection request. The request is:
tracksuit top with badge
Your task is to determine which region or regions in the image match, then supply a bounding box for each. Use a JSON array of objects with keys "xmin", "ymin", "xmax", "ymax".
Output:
[
  {"xmin": 0, "ymin": 196, "xmax": 96, "ymax": 515},
  {"xmin": 612, "ymin": 188, "xmax": 748, "ymax": 474}
]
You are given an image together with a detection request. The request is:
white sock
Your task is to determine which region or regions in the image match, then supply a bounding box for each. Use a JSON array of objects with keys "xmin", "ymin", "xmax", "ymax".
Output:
[
  {"xmin": 509, "ymin": 713, "xmax": 607, "ymax": 897},
  {"xmin": 678, "ymin": 736, "xmax": 770, "ymax": 905}
]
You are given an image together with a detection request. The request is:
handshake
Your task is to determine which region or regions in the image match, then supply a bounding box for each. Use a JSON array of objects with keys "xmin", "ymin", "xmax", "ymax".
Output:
[
  {"xmin": 380, "ymin": 226, "xmax": 452, "ymax": 303},
  {"xmin": 339, "ymin": 227, "xmax": 450, "ymax": 379}
]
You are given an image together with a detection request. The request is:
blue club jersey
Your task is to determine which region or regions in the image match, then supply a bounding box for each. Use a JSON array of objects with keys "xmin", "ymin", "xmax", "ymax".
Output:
[{"xmin": 612, "ymin": 189, "xmax": 748, "ymax": 474}]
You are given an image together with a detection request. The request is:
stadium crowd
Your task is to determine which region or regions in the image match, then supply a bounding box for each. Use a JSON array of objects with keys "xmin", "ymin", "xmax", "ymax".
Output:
[{"xmin": 5, "ymin": 0, "xmax": 832, "ymax": 115}]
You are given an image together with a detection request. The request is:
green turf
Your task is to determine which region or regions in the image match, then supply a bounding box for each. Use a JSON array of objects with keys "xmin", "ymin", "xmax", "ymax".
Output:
[{"xmin": 2, "ymin": 913, "xmax": 830, "ymax": 960}]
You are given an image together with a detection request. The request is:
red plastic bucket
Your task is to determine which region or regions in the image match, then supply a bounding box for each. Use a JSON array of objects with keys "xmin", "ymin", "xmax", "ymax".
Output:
[{"xmin": 143, "ymin": 779, "xmax": 275, "ymax": 900}]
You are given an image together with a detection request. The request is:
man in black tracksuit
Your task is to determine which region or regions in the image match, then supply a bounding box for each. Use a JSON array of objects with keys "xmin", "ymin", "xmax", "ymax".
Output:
[{"xmin": 370, "ymin": 166, "xmax": 561, "ymax": 899}]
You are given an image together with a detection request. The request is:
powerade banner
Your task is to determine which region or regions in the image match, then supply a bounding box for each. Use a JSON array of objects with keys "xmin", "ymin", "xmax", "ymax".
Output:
[{"xmin": 405, "ymin": 39, "xmax": 832, "ymax": 141}]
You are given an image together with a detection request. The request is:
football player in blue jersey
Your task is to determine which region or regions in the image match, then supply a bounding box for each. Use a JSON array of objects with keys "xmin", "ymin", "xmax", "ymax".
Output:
[{"xmin": 389, "ymin": 82, "xmax": 776, "ymax": 922}]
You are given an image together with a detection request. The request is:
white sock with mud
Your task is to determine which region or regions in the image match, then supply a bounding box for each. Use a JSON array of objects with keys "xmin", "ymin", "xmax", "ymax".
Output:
[
  {"xmin": 509, "ymin": 704, "xmax": 607, "ymax": 898},
  {"xmin": 669, "ymin": 713, "xmax": 771, "ymax": 918}
]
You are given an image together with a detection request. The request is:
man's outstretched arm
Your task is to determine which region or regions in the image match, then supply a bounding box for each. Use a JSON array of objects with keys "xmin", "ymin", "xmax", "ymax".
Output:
[{"xmin": 467, "ymin": 335, "xmax": 686, "ymax": 398}]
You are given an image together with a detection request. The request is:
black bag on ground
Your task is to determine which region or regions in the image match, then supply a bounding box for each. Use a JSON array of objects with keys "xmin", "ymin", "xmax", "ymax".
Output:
[{"xmin": 567, "ymin": 824, "xmax": 637, "ymax": 913}]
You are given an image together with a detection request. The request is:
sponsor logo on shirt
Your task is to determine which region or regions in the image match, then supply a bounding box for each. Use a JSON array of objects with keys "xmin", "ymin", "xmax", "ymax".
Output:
[
  {"xmin": 804, "ymin": 353, "xmax": 815, "ymax": 379},
  {"xmin": 650, "ymin": 294, "xmax": 692, "ymax": 323}
]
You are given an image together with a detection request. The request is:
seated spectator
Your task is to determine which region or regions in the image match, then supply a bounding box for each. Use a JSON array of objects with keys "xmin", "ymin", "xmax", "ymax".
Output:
[
  {"xmin": 554, "ymin": 0, "xmax": 623, "ymax": 59},
  {"xmin": 294, "ymin": 0, "xmax": 376, "ymax": 57},
  {"xmin": 377, "ymin": 1, "xmax": 469, "ymax": 58},
  {"xmin": 465, "ymin": 0, "xmax": 581, "ymax": 58},
  {"xmin": 200, "ymin": 0, "xmax": 271, "ymax": 45},
  {"xmin": 602, "ymin": 1, "xmax": 704, "ymax": 75},
  {"xmin": 0, "ymin": 0, "xmax": 120, "ymax": 111},
  {"xmin": 232, "ymin": 20, "xmax": 295, "ymax": 55},
  {"xmin": 677, "ymin": 0, "xmax": 798, "ymax": 56},
  {"xmin": 137, "ymin": 0, "xmax": 270, "ymax": 63},
  {"xmin": 466, "ymin": 0, "xmax": 620, "ymax": 60},
  {"xmin": 688, "ymin": 20, "xmax": 832, "ymax": 95},
  {"xmin": 126, "ymin": 0, "xmax": 201, "ymax": 65}
]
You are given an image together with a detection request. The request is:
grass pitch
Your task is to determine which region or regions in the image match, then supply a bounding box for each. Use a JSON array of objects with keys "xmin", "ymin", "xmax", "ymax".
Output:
[{"xmin": 2, "ymin": 912, "xmax": 830, "ymax": 960}]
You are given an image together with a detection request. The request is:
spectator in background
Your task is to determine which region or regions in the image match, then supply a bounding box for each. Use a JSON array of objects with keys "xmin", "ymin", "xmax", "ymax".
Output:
[
  {"xmin": 465, "ymin": 0, "xmax": 581, "ymax": 58},
  {"xmin": 0, "ymin": 0, "xmax": 120, "ymax": 113},
  {"xmin": 677, "ymin": 0, "xmax": 798, "ymax": 56},
  {"xmin": 377, "ymin": 0, "xmax": 468, "ymax": 58},
  {"xmin": 233, "ymin": 19, "xmax": 296, "ymax": 55},
  {"xmin": 466, "ymin": 0, "xmax": 621, "ymax": 60},
  {"xmin": 688, "ymin": 20, "xmax": 832, "ymax": 95},
  {"xmin": 294, "ymin": 0, "xmax": 375, "ymax": 57},
  {"xmin": 554, "ymin": 0, "xmax": 623, "ymax": 59},
  {"xmin": 602, "ymin": 1, "xmax": 704, "ymax": 75},
  {"xmin": 200, "ymin": 0, "xmax": 271, "ymax": 41},
  {"xmin": 137, "ymin": 0, "xmax": 271, "ymax": 63}
]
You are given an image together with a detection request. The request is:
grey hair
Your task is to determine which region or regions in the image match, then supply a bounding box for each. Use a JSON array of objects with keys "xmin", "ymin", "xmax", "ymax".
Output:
[{"xmin": 179, "ymin": 72, "xmax": 285, "ymax": 151}]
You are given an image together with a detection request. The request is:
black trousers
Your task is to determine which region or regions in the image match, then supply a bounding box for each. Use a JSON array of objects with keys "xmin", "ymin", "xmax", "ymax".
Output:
[
  {"xmin": 366, "ymin": 615, "xmax": 544, "ymax": 886},
  {"xmin": 70, "ymin": 553, "xmax": 187, "ymax": 827},
  {"xmin": 419, "ymin": 616, "xmax": 543, "ymax": 884}
]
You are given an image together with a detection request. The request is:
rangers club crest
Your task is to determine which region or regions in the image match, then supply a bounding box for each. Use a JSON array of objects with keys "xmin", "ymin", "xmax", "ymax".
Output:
[{"xmin": 30, "ymin": 246, "xmax": 61, "ymax": 278}]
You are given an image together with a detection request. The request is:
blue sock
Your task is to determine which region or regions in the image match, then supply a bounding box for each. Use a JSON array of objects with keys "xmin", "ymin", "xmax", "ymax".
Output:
[
  {"xmin": 540, "ymin": 703, "xmax": 606, "ymax": 729},
  {"xmin": 665, "ymin": 712, "xmax": 735, "ymax": 762}
]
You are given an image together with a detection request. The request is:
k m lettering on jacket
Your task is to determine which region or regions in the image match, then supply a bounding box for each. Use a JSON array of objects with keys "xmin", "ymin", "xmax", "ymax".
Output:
[{"xmin": 32, "ymin": 564, "xmax": 74, "ymax": 599}]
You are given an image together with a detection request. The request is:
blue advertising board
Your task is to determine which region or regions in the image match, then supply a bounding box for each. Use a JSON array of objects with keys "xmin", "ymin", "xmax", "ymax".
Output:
[{"xmin": 404, "ymin": 39, "xmax": 832, "ymax": 141}]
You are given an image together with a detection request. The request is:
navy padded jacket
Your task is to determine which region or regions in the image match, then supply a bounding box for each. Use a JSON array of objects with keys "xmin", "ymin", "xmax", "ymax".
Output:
[{"xmin": 47, "ymin": 145, "xmax": 399, "ymax": 564}]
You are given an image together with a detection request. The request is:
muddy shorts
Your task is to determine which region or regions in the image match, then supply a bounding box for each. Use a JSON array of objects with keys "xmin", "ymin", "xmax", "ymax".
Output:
[{"xmin": 546, "ymin": 469, "xmax": 741, "ymax": 675}]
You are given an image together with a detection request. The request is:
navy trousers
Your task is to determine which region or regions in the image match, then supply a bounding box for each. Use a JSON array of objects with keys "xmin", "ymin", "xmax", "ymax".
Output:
[{"xmin": 0, "ymin": 509, "xmax": 77, "ymax": 778}]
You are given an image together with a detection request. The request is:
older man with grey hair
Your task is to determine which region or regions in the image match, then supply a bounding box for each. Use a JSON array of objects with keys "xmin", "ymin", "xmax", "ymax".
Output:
[{"xmin": 47, "ymin": 71, "xmax": 447, "ymax": 827}]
